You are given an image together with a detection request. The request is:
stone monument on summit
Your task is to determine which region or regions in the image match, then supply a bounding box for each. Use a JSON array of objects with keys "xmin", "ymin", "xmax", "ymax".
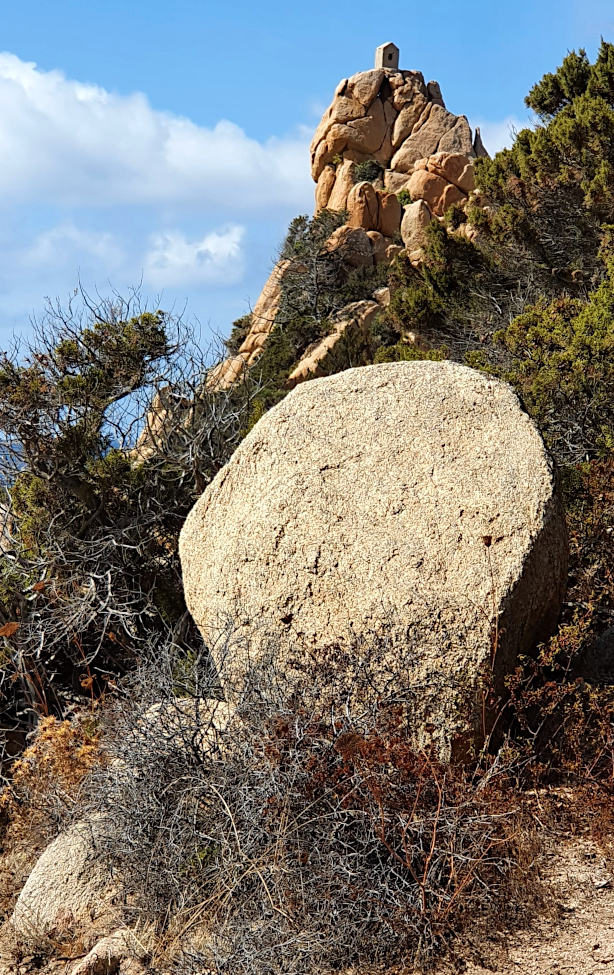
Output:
[{"xmin": 374, "ymin": 41, "xmax": 399, "ymax": 69}]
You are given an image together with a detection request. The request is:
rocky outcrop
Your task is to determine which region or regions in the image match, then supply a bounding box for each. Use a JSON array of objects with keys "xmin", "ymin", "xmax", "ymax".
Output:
[
  {"xmin": 345, "ymin": 182, "xmax": 403, "ymax": 237},
  {"xmin": 180, "ymin": 362, "xmax": 568, "ymax": 757},
  {"xmin": 311, "ymin": 65, "xmax": 479, "ymax": 208},
  {"xmin": 286, "ymin": 300, "xmax": 380, "ymax": 389},
  {"xmin": 211, "ymin": 48, "xmax": 488, "ymax": 391},
  {"xmin": 208, "ymin": 260, "xmax": 291, "ymax": 389}
]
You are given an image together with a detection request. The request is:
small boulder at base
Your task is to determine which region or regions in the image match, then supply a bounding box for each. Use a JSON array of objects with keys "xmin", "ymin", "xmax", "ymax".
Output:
[
  {"xmin": 11, "ymin": 819, "xmax": 114, "ymax": 940},
  {"xmin": 180, "ymin": 362, "xmax": 568, "ymax": 756}
]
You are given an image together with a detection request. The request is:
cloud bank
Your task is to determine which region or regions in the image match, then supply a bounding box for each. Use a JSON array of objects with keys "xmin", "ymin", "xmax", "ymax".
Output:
[
  {"xmin": 0, "ymin": 52, "xmax": 536, "ymax": 337},
  {"xmin": 144, "ymin": 226, "xmax": 246, "ymax": 288},
  {"xmin": 0, "ymin": 53, "xmax": 313, "ymax": 210}
]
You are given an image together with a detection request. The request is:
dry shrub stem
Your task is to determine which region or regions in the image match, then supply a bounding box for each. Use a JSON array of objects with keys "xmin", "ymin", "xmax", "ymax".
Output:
[{"xmin": 73, "ymin": 631, "xmax": 543, "ymax": 974}]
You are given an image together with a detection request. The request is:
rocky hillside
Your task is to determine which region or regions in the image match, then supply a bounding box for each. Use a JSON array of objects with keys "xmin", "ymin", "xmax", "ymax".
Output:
[{"xmin": 211, "ymin": 46, "xmax": 488, "ymax": 390}]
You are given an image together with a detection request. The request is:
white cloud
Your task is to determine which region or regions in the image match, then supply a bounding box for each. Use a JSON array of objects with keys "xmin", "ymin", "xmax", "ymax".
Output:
[
  {"xmin": 23, "ymin": 222, "xmax": 123, "ymax": 270},
  {"xmin": 470, "ymin": 116, "xmax": 529, "ymax": 156},
  {"xmin": 144, "ymin": 225, "xmax": 246, "ymax": 288},
  {"xmin": 0, "ymin": 53, "xmax": 313, "ymax": 210}
]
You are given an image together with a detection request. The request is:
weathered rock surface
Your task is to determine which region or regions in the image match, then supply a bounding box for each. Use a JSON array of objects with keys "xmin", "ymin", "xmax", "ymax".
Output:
[
  {"xmin": 390, "ymin": 105, "xmax": 459, "ymax": 172},
  {"xmin": 324, "ymin": 225, "xmax": 373, "ymax": 267},
  {"xmin": 11, "ymin": 820, "xmax": 114, "ymax": 940},
  {"xmin": 377, "ymin": 191, "xmax": 402, "ymax": 237},
  {"xmin": 473, "ymin": 126, "xmax": 490, "ymax": 158},
  {"xmin": 286, "ymin": 300, "xmax": 380, "ymax": 389},
  {"xmin": 427, "ymin": 151, "xmax": 476, "ymax": 194},
  {"xmin": 406, "ymin": 169, "xmax": 451, "ymax": 215},
  {"xmin": 326, "ymin": 158, "xmax": 357, "ymax": 210},
  {"xmin": 313, "ymin": 61, "xmax": 479, "ymax": 215},
  {"xmin": 132, "ymin": 386, "xmax": 187, "ymax": 462},
  {"xmin": 347, "ymin": 180, "xmax": 379, "ymax": 230},
  {"xmin": 70, "ymin": 929, "xmax": 147, "ymax": 975},
  {"xmin": 438, "ymin": 116, "xmax": 474, "ymax": 155},
  {"xmin": 180, "ymin": 362, "xmax": 568, "ymax": 755},
  {"xmin": 400, "ymin": 199, "xmax": 436, "ymax": 259},
  {"xmin": 367, "ymin": 231, "xmax": 402, "ymax": 264},
  {"xmin": 315, "ymin": 164, "xmax": 336, "ymax": 211},
  {"xmin": 208, "ymin": 260, "xmax": 290, "ymax": 389}
]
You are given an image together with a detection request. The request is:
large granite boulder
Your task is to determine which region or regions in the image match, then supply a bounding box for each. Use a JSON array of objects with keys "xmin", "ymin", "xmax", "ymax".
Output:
[{"xmin": 180, "ymin": 362, "xmax": 568, "ymax": 756}]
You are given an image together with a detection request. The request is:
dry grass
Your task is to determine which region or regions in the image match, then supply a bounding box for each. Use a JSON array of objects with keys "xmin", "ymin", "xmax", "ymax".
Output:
[{"xmin": 0, "ymin": 714, "xmax": 104, "ymax": 926}]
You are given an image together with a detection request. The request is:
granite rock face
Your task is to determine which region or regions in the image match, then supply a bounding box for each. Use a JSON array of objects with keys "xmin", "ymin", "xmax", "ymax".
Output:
[
  {"xmin": 400, "ymin": 198, "xmax": 437, "ymax": 262},
  {"xmin": 180, "ymin": 362, "xmax": 568, "ymax": 755},
  {"xmin": 311, "ymin": 66, "xmax": 480, "ymax": 210},
  {"xmin": 208, "ymin": 259, "xmax": 291, "ymax": 389}
]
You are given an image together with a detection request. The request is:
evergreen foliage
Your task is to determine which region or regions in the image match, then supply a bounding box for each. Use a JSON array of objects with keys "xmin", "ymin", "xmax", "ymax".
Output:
[
  {"xmin": 249, "ymin": 210, "xmax": 387, "ymax": 415},
  {"xmin": 0, "ymin": 294, "xmax": 254, "ymax": 731},
  {"xmin": 492, "ymin": 262, "xmax": 614, "ymax": 461},
  {"xmin": 352, "ymin": 159, "xmax": 384, "ymax": 184},
  {"xmin": 223, "ymin": 314, "xmax": 252, "ymax": 357},
  {"xmin": 475, "ymin": 40, "xmax": 614, "ymax": 275},
  {"xmin": 372, "ymin": 221, "xmax": 490, "ymax": 357}
]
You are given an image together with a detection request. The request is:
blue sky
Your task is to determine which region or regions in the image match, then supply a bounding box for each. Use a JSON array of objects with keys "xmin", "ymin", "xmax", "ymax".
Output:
[{"xmin": 0, "ymin": 0, "xmax": 611, "ymax": 346}]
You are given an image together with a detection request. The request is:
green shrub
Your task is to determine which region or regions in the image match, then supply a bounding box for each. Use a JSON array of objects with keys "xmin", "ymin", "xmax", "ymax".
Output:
[
  {"xmin": 0, "ymin": 294, "xmax": 256, "ymax": 730},
  {"xmin": 248, "ymin": 212, "xmax": 388, "ymax": 418},
  {"xmin": 396, "ymin": 188, "xmax": 412, "ymax": 208},
  {"xmin": 376, "ymin": 221, "xmax": 489, "ymax": 352},
  {"xmin": 472, "ymin": 41, "xmax": 614, "ymax": 277},
  {"xmin": 493, "ymin": 263, "xmax": 614, "ymax": 461},
  {"xmin": 374, "ymin": 342, "xmax": 446, "ymax": 363},
  {"xmin": 352, "ymin": 159, "xmax": 383, "ymax": 184},
  {"xmin": 223, "ymin": 313, "xmax": 252, "ymax": 356}
]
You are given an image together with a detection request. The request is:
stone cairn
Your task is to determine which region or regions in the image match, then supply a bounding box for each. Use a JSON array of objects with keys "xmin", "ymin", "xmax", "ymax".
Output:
[{"xmin": 211, "ymin": 43, "xmax": 488, "ymax": 389}]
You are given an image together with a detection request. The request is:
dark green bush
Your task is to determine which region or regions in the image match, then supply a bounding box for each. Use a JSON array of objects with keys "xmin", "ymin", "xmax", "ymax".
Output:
[
  {"xmin": 374, "ymin": 342, "xmax": 446, "ymax": 363},
  {"xmin": 352, "ymin": 159, "xmax": 383, "ymax": 184},
  {"xmin": 473, "ymin": 41, "xmax": 614, "ymax": 278},
  {"xmin": 493, "ymin": 262, "xmax": 614, "ymax": 462},
  {"xmin": 223, "ymin": 313, "xmax": 252, "ymax": 356}
]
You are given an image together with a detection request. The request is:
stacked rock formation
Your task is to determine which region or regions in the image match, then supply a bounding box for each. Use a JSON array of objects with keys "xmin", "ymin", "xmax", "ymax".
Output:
[
  {"xmin": 211, "ymin": 45, "xmax": 487, "ymax": 390},
  {"xmin": 312, "ymin": 63, "xmax": 484, "ymax": 219}
]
